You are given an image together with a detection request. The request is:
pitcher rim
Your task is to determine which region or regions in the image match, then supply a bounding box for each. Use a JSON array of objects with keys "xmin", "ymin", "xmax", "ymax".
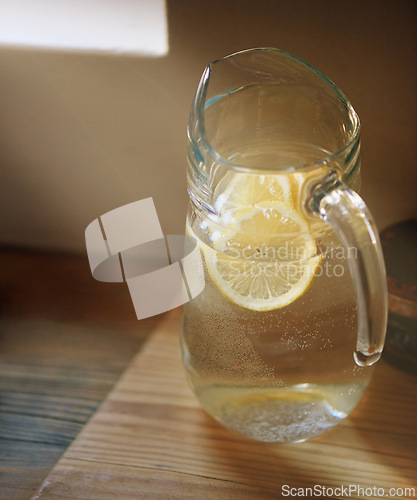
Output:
[{"xmin": 189, "ymin": 47, "xmax": 360, "ymax": 173}]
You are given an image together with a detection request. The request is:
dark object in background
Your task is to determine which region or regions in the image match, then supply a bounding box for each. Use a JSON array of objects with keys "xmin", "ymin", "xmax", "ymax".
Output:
[{"xmin": 381, "ymin": 219, "xmax": 417, "ymax": 374}]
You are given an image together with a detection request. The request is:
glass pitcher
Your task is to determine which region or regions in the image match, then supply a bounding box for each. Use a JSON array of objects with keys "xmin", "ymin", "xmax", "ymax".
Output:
[{"xmin": 180, "ymin": 48, "xmax": 387, "ymax": 443}]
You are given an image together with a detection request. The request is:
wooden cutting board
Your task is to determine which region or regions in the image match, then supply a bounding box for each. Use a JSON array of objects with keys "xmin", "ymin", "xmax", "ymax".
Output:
[{"xmin": 32, "ymin": 316, "xmax": 417, "ymax": 499}]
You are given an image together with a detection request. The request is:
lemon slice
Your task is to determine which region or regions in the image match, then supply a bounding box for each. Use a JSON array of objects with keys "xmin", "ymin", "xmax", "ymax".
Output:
[
  {"xmin": 204, "ymin": 201, "xmax": 321, "ymax": 311},
  {"xmin": 214, "ymin": 172, "xmax": 293, "ymax": 215}
]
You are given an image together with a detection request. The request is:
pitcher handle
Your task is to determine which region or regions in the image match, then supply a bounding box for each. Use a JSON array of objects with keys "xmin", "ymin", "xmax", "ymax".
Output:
[{"xmin": 309, "ymin": 179, "xmax": 388, "ymax": 366}]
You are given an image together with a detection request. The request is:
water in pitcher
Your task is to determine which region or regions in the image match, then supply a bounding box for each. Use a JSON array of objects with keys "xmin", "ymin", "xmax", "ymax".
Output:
[{"xmin": 181, "ymin": 142, "xmax": 372, "ymax": 443}]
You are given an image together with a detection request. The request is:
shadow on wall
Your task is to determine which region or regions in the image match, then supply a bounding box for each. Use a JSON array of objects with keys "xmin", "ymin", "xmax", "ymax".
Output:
[{"xmin": 0, "ymin": 0, "xmax": 416, "ymax": 253}]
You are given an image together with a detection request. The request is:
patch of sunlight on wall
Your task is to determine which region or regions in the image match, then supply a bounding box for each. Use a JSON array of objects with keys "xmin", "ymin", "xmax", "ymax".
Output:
[{"xmin": 0, "ymin": 0, "xmax": 168, "ymax": 56}]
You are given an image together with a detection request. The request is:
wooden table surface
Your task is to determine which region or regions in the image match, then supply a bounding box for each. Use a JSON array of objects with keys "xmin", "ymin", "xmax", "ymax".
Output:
[
  {"xmin": 0, "ymin": 248, "xmax": 161, "ymax": 499},
  {"xmin": 1, "ymin": 248, "xmax": 417, "ymax": 499},
  {"xmin": 32, "ymin": 317, "xmax": 417, "ymax": 499}
]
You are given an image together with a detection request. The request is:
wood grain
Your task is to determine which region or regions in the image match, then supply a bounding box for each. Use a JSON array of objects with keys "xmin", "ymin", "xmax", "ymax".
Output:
[
  {"xmin": 0, "ymin": 248, "xmax": 170, "ymax": 499},
  {"xmin": 33, "ymin": 317, "xmax": 417, "ymax": 499}
]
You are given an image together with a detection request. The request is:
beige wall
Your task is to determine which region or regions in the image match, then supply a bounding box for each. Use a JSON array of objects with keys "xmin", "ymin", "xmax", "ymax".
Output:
[{"xmin": 0, "ymin": 0, "xmax": 416, "ymax": 253}]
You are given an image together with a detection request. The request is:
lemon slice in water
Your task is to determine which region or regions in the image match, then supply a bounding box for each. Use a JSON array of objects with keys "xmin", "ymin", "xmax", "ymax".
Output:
[
  {"xmin": 204, "ymin": 195, "xmax": 321, "ymax": 311},
  {"xmin": 214, "ymin": 172, "xmax": 293, "ymax": 214}
]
